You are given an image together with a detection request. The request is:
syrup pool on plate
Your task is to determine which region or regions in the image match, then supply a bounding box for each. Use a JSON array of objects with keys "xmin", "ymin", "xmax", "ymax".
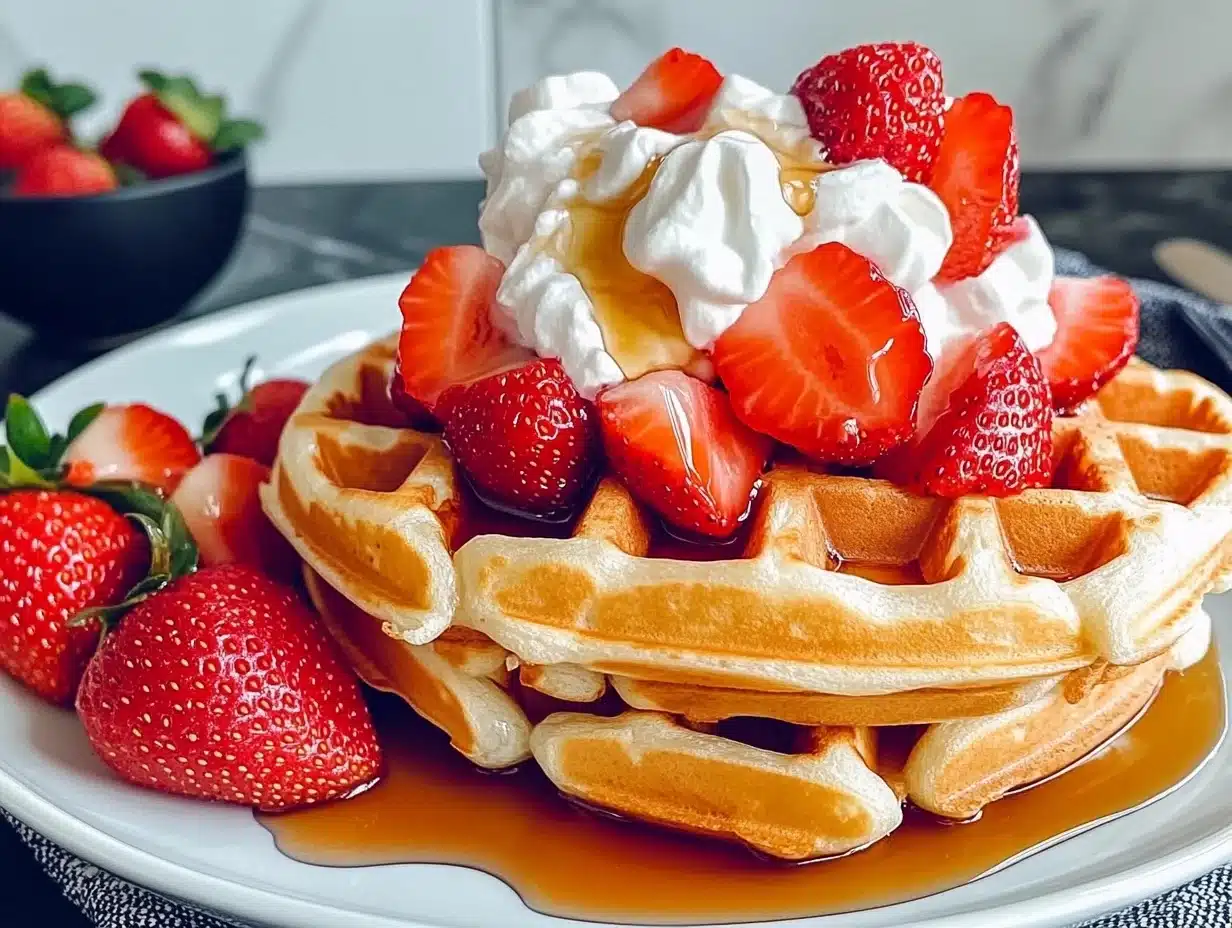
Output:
[{"xmin": 258, "ymin": 644, "xmax": 1226, "ymax": 925}]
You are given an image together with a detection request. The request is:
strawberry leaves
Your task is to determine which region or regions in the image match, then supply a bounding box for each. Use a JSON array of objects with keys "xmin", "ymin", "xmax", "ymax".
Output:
[
  {"xmin": 0, "ymin": 393, "xmax": 102, "ymax": 486},
  {"xmin": 138, "ymin": 68, "xmax": 264, "ymax": 153},
  {"xmin": 200, "ymin": 356, "xmax": 255, "ymax": 449},
  {"xmin": 20, "ymin": 67, "xmax": 98, "ymax": 120}
]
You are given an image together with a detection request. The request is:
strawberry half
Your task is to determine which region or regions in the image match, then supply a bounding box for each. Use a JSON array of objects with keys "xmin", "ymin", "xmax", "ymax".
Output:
[
  {"xmin": 1036, "ymin": 276, "xmax": 1140, "ymax": 413},
  {"xmin": 439, "ymin": 357, "xmax": 600, "ymax": 518},
  {"xmin": 597, "ymin": 370, "xmax": 772, "ymax": 539},
  {"xmin": 63, "ymin": 403, "xmax": 201, "ymax": 496},
  {"xmin": 930, "ymin": 92, "xmax": 1020, "ymax": 282},
  {"xmin": 171, "ymin": 454, "xmax": 299, "ymax": 583},
  {"xmin": 396, "ymin": 245, "xmax": 531, "ymax": 410},
  {"xmin": 888, "ymin": 322, "xmax": 1053, "ymax": 498},
  {"xmin": 791, "ymin": 42, "xmax": 945, "ymax": 183},
  {"xmin": 610, "ymin": 48, "xmax": 723, "ymax": 134},
  {"xmin": 712, "ymin": 242, "xmax": 932, "ymax": 465}
]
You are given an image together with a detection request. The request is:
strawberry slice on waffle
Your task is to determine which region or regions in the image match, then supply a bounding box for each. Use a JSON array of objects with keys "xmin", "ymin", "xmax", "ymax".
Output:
[
  {"xmin": 610, "ymin": 48, "xmax": 723, "ymax": 134},
  {"xmin": 598, "ymin": 370, "xmax": 771, "ymax": 539},
  {"xmin": 1036, "ymin": 276, "xmax": 1140, "ymax": 414},
  {"xmin": 396, "ymin": 245, "xmax": 531, "ymax": 411},
  {"xmin": 712, "ymin": 242, "xmax": 932, "ymax": 465}
]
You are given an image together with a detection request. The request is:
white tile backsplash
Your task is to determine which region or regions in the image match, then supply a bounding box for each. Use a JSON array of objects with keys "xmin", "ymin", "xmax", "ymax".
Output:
[
  {"xmin": 0, "ymin": 0, "xmax": 495, "ymax": 182},
  {"xmin": 1, "ymin": 0, "xmax": 1229, "ymax": 181}
]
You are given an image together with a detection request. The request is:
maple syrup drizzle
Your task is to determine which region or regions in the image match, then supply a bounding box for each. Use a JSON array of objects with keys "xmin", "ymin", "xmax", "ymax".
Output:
[{"xmin": 258, "ymin": 648, "xmax": 1225, "ymax": 925}]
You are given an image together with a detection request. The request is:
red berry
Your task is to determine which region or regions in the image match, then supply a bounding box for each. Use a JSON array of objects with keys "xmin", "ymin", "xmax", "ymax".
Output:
[
  {"xmin": 396, "ymin": 246, "xmax": 532, "ymax": 411},
  {"xmin": 610, "ymin": 48, "xmax": 724, "ymax": 134},
  {"xmin": 1036, "ymin": 276, "xmax": 1140, "ymax": 413},
  {"xmin": 439, "ymin": 358, "xmax": 600, "ymax": 518},
  {"xmin": 11, "ymin": 145, "xmax": 116, "ymax": 197},
  {"xmin": 598, "ymin": 371, "xmax": 771, "ymax": 539},
  {"xmin": 930, "ymin": 92, "xmax": 1020, "ymax": 282},
  {"xmin": 76, "ymin": 564, "xmax": 382, "ymax": 811},
  {"xmin": 209, "ymin": 378, "xmax": 310, "ymax": 467},
  {"xmin": 712, "ymin": 242, "xmax": 931, "ymax": 465},
  {"xmin": 105, "ymin": 93, "xmax": 211, "ymax": 179},
  {"xmin": 0, "ymin": 93, "xmax": 64, "ymax": 170},
  {"xmin": 0, "ymin": 491, "xmax": 147, "ymax": 704},
  {"xmin": 64, "ymin": 403, "xmax": 201, "ymax": 496},
  {"xmin": 171, "ymin": 454, "xmax": 299, "ymax": 583},
  {"xmin": 791, "ymin": 42, "xmax": 945, "ymax": 183},
  {"xmin": 891, "ymin": 322, "xmax": 1053, "ymax": 498}
]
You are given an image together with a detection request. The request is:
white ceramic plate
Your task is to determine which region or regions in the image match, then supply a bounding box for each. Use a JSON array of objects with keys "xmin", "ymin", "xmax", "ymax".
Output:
[{"xmin": 1, "ymin": 272, "xmax": 1230, "ymax": 928}]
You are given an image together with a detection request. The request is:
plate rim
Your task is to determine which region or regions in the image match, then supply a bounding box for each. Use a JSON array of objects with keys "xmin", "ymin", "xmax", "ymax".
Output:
[{"xmin": 0, "ymin": 272, "xmax": 1230, "ymax": 928}]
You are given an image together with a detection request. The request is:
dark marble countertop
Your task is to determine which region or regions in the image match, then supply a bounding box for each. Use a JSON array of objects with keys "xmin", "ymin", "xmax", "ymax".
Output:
[{"xmin": 1, "ymin": 171, "xmax": 1230, "ymax": 927}]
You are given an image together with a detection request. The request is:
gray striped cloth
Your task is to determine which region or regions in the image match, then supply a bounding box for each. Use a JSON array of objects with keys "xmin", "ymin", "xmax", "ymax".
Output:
[{"xmin": 3, "ymin": 249, "xmax": 1231, "ymax": 927}]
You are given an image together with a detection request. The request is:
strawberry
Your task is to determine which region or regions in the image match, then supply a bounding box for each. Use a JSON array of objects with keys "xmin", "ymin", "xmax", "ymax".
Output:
[
  {"xmin": 396, "ymin": 245, "xmax": 531, "ymax": 410},
  {"xmin": 0, "ymin": 395, "xmax": 199, "ymax": 704},
  {"xmin": 63, "ymin": 403, "xmax": 200, "ymax": 496},
  {"xmin": 791, "ymin": 42, "xmax": 945, "ymax": 183},
  {"xmin": 76, "ymin": 564, "xmax": 382, "ymax": 810},
  {"xmin": 11, "ymin": 145, "xmax": 116, "ymax": 197},
  {"xmin": 0, "ymin": 68, "xmax": 96, "ymax": 170},
  {"xmin": 171, "ymin": 454, "xmax": 298, "ymax": 582},
  {"xmin": 890, "ymin": 322, "xmax": 1053, "ymax": 498},
  {"xmin": 711, "ymin": 242, "xmax": 931, "ymax": 465},
  {"xmin": 101, "ymin": 70, "xmax": 263, "ymax": 180},
  {"xmin": 1036, "ymin": 276, "xmax": 1140, "ymax": 413},
  {"xmin": 439, "ymin": 357, "xmax": 600, "ymax": 518},
  {"xmin": 389, "ymin": 362, "xmax": 439, "ymax": 430},
  {"xmin": 200, "ymin": 358, "xmax": 309, "ymax": 466},
  {"xmin": 0, "ymin": 491, "xmax": 147, "ymax": 703},
  {"xmin": 930, "ymin": 92, "xmax": 1020, "ymax": 282},
  {"xmin": 597, "ymin": 370, "xmax": 771, "ymax": 538},
  {"xmin": 610, "ymin": 47, "xmax": 723, "ymax": 134}
]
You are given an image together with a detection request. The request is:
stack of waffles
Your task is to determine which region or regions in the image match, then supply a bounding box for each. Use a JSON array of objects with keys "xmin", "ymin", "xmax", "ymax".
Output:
[{"xmin": 262, "ymin": 335, "xmax": 1231, "ymax": 860}]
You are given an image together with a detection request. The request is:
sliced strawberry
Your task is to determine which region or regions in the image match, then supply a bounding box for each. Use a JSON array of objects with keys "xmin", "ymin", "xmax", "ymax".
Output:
[
  {"xmin": 170, "ymin": 454, "xmax": 298, "ymax": 583},
  {"xmin": 886, "ymin": 323, "xmax": 1053, "ymax": 498},
  {"xmin": 1036, "ymin": 276, "xmax": 1140, "ymax": 413},
  {"xmin": 610, "ymin": 48, "xmax": 723, "ymax": 134},
  {"xmin": 63, "ymin": 403, "xmax": 200, "ymax": 495},
  {"xmin": 791, "ymin": 42, "xmax": 945, "ymax": 183},
  {"xmin": 396, "ymin": 245, "xmax": 531, "ymax": 410},
  {"xmin": 930, "ymin": 92, "xmax": 1020, "ymax": 282},
  {"xmin": 204, "ymin": 375, "xmax": 310, "ymax": 466},
  {"xmin": 597, "ymin": 371, "xmax": 771, "ymax": 539},
  {"xmin": 711, "ymin": 243, "xmax": 931, "ymax": 465},
  {"xmin": 439, "ymin": 358, "xmax": 600, "ymax": 518}
]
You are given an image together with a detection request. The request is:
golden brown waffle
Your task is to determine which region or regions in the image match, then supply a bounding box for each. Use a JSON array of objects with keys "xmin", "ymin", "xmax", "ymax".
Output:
[{"xmin": 269, "ymin": 338, "xmax": 1231, "ymax": 856}]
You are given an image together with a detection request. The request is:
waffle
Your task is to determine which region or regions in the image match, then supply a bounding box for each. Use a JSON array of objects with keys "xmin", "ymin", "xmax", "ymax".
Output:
[{"xmin": 268, "ymin": 337, "xmax": 1232, "ymax": 857}]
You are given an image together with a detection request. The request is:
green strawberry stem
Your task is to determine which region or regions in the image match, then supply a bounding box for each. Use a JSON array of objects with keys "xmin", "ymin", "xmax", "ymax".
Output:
[
  {"xmin": 0, "ymin": 394, "xmax": 199, "ymax": 630},
  {"xmin": 137, "ymin": 68, "xmax": 264, "ymax": 152},
  {"xmin": 20, "ymin": 67, "xmax": 98, "ymax": 125},
  {"xmin": 199, "ymin": 355, "xmax": 257, "ymax": 449}
]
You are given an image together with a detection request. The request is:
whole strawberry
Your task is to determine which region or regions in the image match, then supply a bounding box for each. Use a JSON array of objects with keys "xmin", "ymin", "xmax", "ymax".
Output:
[
  {"xmin": 12, "ymin": 144, "xmax": 117, "ymax": 198},
  {"xmin": 792, "ymin": 42, "xmax": 945, "ymax": 183},
  {"xmin": 0, "ymin": 395, "xmax": 197, "ymax": 703},
  {"xmin": 76, "ymin": 564, "xmax": 383, "ymax": 810},
  {"xmin": 0, "ymin": 490, "xmax": 146, "ymax": 703},
  {"xmin": 0, "ymin": 67, "xmax": 96, "ymax": 170},
  {"xmin": 101, "ymin": 69, "xmax": 263, "ymax": 180},
  {"xmin": 438, "ymin": 357, "xmax": 600, "ymax": 518},
  {"xmin": 893, "ymin": 322, "xmax": 1053, "ymax": 498},
  {"xmin": 200, "ymin": 358, "xmax": 309, "ymax": 467}
]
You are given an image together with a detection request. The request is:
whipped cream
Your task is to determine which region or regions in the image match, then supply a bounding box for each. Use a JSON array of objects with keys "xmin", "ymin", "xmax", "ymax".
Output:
[
  {"xmin": 913, "ymin": 216, "xmax": 1057, "ymax": 362},
  {"xmin": 479, "ymin": 81, "xmax": 616, "ymax": 264},
  {"xmin": 625, "ymin": 130, "xmax": 804, "ymax": 348},
  {"xmin": 799, "ymin": 159, "xmax": 952, "ymax": 293},
  {"xmin": 704, "ymin": 75, "xmax": 820, "ymax": 158}
]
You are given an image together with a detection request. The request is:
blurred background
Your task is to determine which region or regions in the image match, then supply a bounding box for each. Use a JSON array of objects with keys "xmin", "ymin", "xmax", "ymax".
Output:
[{"xmin": 2, "ymin": 0, "xmax": 1229, "ymax": 183}]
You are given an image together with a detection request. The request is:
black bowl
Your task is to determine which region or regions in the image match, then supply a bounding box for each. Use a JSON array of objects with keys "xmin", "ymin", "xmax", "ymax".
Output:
[{"xmin": 0, "ymin": 150, "xmax": 249, "ymax": 343}]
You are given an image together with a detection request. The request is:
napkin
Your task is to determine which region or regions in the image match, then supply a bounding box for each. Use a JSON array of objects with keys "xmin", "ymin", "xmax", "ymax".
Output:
[{"xmin": 2, "ymin": 247, "xmax": 1230, "ymax": 928}]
